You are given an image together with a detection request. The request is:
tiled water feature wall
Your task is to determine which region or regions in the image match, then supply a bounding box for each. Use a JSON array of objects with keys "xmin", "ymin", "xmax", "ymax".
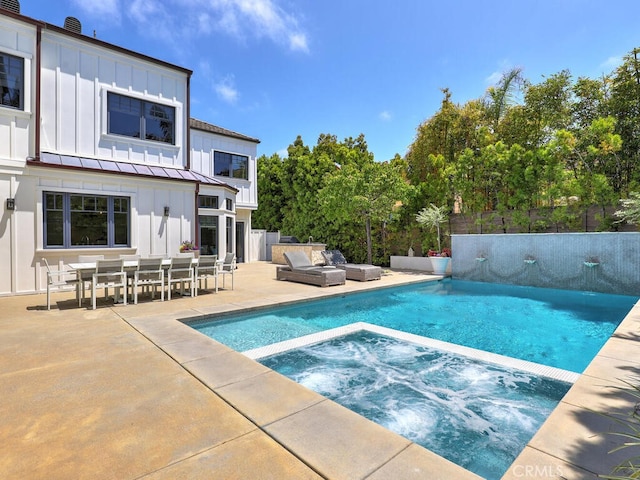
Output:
[{"xmin": 451, "ymin": 232, "xmax": 640, "ymax": 295}]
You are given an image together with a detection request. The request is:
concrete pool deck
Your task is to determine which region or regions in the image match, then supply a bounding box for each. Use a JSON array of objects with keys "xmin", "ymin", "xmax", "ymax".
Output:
[{"xmin": 1, "ymin": 262, "xmax": 639, "ymax": 479}]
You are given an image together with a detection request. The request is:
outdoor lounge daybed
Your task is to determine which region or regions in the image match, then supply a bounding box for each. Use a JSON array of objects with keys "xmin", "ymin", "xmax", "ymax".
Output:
[
  {"xmin": 276, "ymin": 251, "xmax": 346, "ymax": 287},
  {"xmin": 321, "ymin": 250, "xmax": 382, "ymax": 282}
]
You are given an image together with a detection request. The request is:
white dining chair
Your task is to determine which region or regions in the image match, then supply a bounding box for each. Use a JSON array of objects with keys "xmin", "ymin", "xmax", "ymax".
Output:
[
  {"xmin": 132, "ymin": 257, "xmax": 165, "ymax": 304},
  {"xmin": 91, "ymin": 258, "xmax": 127, "ymax": 310},
  {"xmin": 42, "ymin": 258, "xmax": 80, "ymax": 310},
  {"xmin": 195, "ymin": 255, "xmax": 218, "ymax": 295},
  {"xmin": 119, "ymin": 254, "xmax": 141, "ymax": 291},
  {"xmin": 167, "ymin": 256, "xmax": 195, "ymax": 300},
  {"xmin": 78, "ymin": 254, "xmax": 104, "ymax": 305},
  {"xmin": 218, "ymin": 253, "xmax": 236, "ymax": 290}
]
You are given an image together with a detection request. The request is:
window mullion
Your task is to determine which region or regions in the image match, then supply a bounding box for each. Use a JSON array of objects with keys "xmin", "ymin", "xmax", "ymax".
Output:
[
  {"xmin": 140, "ymin": 103, "xmax": 146, "ymax": 140},
  {"xmin": 107, "ymin": 197, "xmax": 114, "ymax": 247},
  {"xmin": 63, "ymin": 193, "xmax": 72, "ymax": 248}
]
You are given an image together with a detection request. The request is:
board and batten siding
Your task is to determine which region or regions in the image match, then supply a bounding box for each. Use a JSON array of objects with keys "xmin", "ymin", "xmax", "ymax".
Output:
[
  {"xmin": 190, "ymin": 128, "xmax": 258, "ymax": 209},
  {"xmin": 39, "ymin": 30, "xmax": 188, "ymax": 168},
  {"xmin": 0, "ymin": 14, "xmax": 36, "ymax": 165}
]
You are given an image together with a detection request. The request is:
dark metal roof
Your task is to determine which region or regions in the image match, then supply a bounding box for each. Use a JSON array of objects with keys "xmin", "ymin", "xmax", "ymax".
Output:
[
  {"xmin": 30, "ymin": 153, "xmax": 237, "ymax": 191},
  {"xmin": 190, "ymin": 118, "xmax": 260, "ymax": 144}
]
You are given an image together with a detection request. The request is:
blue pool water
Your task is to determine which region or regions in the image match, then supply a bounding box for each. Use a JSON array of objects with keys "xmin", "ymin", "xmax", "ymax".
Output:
[
  {"xmin": 260, "ymin": 330, "xmax": 572, "ymax": 480},
  {"xmin": 191, "ymin": 279, "xmax": 637, "ymax": 372}
]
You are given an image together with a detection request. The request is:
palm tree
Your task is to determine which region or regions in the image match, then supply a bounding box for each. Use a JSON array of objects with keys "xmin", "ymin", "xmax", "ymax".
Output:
[
  {"xmin": 415, "ymin": 204, "xmax": 448, "ymax": 253},
  {"xmin": 484, "ymin": 67, "xmax": 524, "ymax": 132}
]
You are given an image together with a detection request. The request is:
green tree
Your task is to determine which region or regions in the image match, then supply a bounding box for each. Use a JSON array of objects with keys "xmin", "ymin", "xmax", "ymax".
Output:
[
  {"xmin": 579, "ymin": 116, "xmax": 623, "ymax": 193},
  {"xmin": 609, "ymin": 48, "xmax": 640, "ymax": 193},
  {"xmin": 523, "ymin": 70, "xmax": 573, "ymax": 146},
  {"xmin": 572, "ymin": 76, "xmax": 610, "ymax": 129},
  {"xmin": 406, "ymin": 89, "xmax": 484, "ymax": 186},
  {"xmin": 615, "ymin": 191, "xmax": 640, "ymax": 226},
  {"xmin": 320, "ymin": 160, "xmax": 408, "ymax": 264},
  {"xmin": 280, "ymin": 136, "xmax": 336, "ymax": 240},
  {"xmin": 252, "ymin": 153, "xmax": 285, "ymax": 231},
  {"xmin": 415, "ymin": 204, "xmax": 448, "ymax": 253},
  {"xmin": 483, "ymin": 67, "xmax": 524, "ymax": 133}
]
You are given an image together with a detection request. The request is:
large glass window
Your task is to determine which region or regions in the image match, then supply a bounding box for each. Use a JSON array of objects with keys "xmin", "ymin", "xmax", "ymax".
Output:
[
  {"xmin": 226, "ymin": 216, "xmax": 233, "ymax": 254},
  {"xmin": 199, "ymin": 215, "xmax": 218, "ymax": 255},
  {"xmin": 198, "ymin": 195, "xmax": 219, "ymax": 209},
  {"xmin": 0, "ymin": 52, "xmax": 23, "ymax": 110},
  {"xmin": 44, "ymin": 192, "xmax": 130, "ymax": 248},
  {"xmin": 108, "ymin": 94, "xmax": 141, "ymax": 138},
  {"xmin": 45, "ymin": 193, "xmax": 64, "ymax": 247},
  {"xmin": 107, "ymin": 92, "xmax": 174, "ymax": 144},
  {"xmin": 214, "ymin": 151, "xmax": 248, "ymax": 179}
]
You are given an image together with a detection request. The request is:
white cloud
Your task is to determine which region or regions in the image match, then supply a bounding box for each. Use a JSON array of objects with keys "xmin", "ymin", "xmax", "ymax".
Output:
[
  {"xmin": 485, "ymin": 60, "xmax": 515, "ymax": 86},
  {"xmin": 119, "ymin": 0, "xmax": 309, "ymax": 53},
  {"xmin": 69, "ymin": 0, "xmax": 122, "ymax": 23},
  {"xmin": 129, "ymin": 0, "xmax": 161, "ymax": 21},
  {"xmin": 600, "ymin": 55, "xmax": 623, "ymax": 71},
  {"xmin": 217, "ymin": 0, "xmax": 310, "ymax": 53},
  {"xmin": 485, "ymin": 71, "xmax": 503, "ymax": 86},
  {"xmin": 127, "ymin": 0, "xmax": 176, "ymax": 40},
  {"xmin": 289, "ymin": 33, "xmax": 309, "ymax": 53},
  {"xmin": 215, "ymin": 75, "xmax": 239, "ymax": 104},
  {"xmin": 379, "ymin": 110, "xmax": 392, "ymax": 121},
  {"xmin": 198, "ymin": 60, "xmax": 213, "ymax": 78}
]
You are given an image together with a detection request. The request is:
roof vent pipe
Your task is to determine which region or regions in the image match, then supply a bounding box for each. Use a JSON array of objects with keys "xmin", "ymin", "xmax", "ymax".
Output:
[
  {"xmin": 63, "ymin": 16, "xmax": 82, "ymax": 34},
  {"xmin": 0, "ymin": 0, "xmax": 20, "ymax": 14}
]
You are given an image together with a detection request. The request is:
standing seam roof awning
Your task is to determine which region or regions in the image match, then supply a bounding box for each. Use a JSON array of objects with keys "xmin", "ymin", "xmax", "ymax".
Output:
[{"xmin": 29, "ymin": 153, "xmax": 238, "ymax": 192}]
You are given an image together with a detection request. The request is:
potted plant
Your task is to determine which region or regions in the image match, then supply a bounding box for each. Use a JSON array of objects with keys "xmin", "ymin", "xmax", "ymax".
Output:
[
  {"xmin": 179, "ymin": 240, "xmax": 199, "ymax": 256},
  {"xmin": 416, "ymin": 204, "xmax": 451, "ymax": 275}
]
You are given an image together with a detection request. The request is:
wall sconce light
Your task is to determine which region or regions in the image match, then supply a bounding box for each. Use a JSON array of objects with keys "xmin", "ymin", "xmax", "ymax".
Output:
[
  {"xmin": 163, "ymin": 206, "xmax": 170, "ymax": 217},
  {"xmin": 6, "ymin": 198, "xmax": 15, "ymax": 211}
]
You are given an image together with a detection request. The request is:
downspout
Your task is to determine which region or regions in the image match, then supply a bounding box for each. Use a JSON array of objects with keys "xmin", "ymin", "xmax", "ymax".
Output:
[
  {"xmin": 189, "ymin": 70, "xmax": 197, "ymax": 249},
  {"xmin": 185, "ymin": 73, "xmax": 191, "ymax": 170},
  {"xmin": 194, "ymin": 182, "xmax": 200, "ymax": 251},
  {"xmin": 35, "ymin": 24, "xmax": 42, "ymax": 159}
]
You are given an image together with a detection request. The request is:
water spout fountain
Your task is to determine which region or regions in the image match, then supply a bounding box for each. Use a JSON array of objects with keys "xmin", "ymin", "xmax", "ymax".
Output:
[{"xmin": 583, "ymin": 256, "xmax": 600, "ymax": 268}]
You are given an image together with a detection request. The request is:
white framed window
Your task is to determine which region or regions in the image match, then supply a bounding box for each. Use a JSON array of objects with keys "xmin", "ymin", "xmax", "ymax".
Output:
[
  {"xmin": 198, "ymin": 195, "xmax": 219, "ymax": 209},
  {"xmin": 0, "ymin": 51, "xmax": 24, "ymax": 110},
  {"xmin": 214, "ymin": 151, "xmax": 248, "ymax": 179},
  {"xmin": 107, "ymin": 91, "xmax": 175, "ymax": 144},
  {"xmin": 43, "ymin": 192, "xmax": 130, "ymax": 248}
]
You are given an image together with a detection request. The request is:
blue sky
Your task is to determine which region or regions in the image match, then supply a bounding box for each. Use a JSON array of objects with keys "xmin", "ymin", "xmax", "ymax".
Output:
[{"xmin": 20, "ymin": 0, "xmax": 640, "ymax": 161}]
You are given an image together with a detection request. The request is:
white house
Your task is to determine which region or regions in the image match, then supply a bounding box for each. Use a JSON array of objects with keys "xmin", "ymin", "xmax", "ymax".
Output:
[{"xmin": 0, "ymin": 2, "xmax": 260, "ymax": 296}]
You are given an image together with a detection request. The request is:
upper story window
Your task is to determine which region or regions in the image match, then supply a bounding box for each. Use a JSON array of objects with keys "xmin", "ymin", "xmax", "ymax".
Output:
[
  {"xmin": 214, "ymin": 151, "xmax": 248, "ymax": 179},
  {"xmin": 226, "ymin": 198, "xmax": 233, "ymax": 211},
  {"xmin": 107, "ymin": 92, "xmax": 175, "ymax": 144},
  {"xmin": 198, "ymin": 195, "xmax": 219, "ymax": 209},
  {"xmin": 0, "ymin": 52, "xmax": 24, "ymax": 110},
  {"xmin": 44, "ymin": 192, "xmax": 130, "ymax": 248}
]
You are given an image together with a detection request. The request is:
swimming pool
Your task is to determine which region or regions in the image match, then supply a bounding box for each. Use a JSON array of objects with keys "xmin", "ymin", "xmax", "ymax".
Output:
[
  {"xmin": 191, "ymin": 279, "xmax": 637, "ymax": 372},
  {"xmin": 257, "ymin": 326, "xmax": 573, "ymax": 480}
]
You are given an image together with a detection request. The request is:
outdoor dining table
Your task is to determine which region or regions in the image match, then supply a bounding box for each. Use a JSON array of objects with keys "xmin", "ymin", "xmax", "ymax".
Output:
[
  {"xmin": 67, "ymin": 257, "xmax": 200, "ymax": 273},
  {"xmin": 67, "ymin": 257, "xmax": 204, "ymax": 304}
]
